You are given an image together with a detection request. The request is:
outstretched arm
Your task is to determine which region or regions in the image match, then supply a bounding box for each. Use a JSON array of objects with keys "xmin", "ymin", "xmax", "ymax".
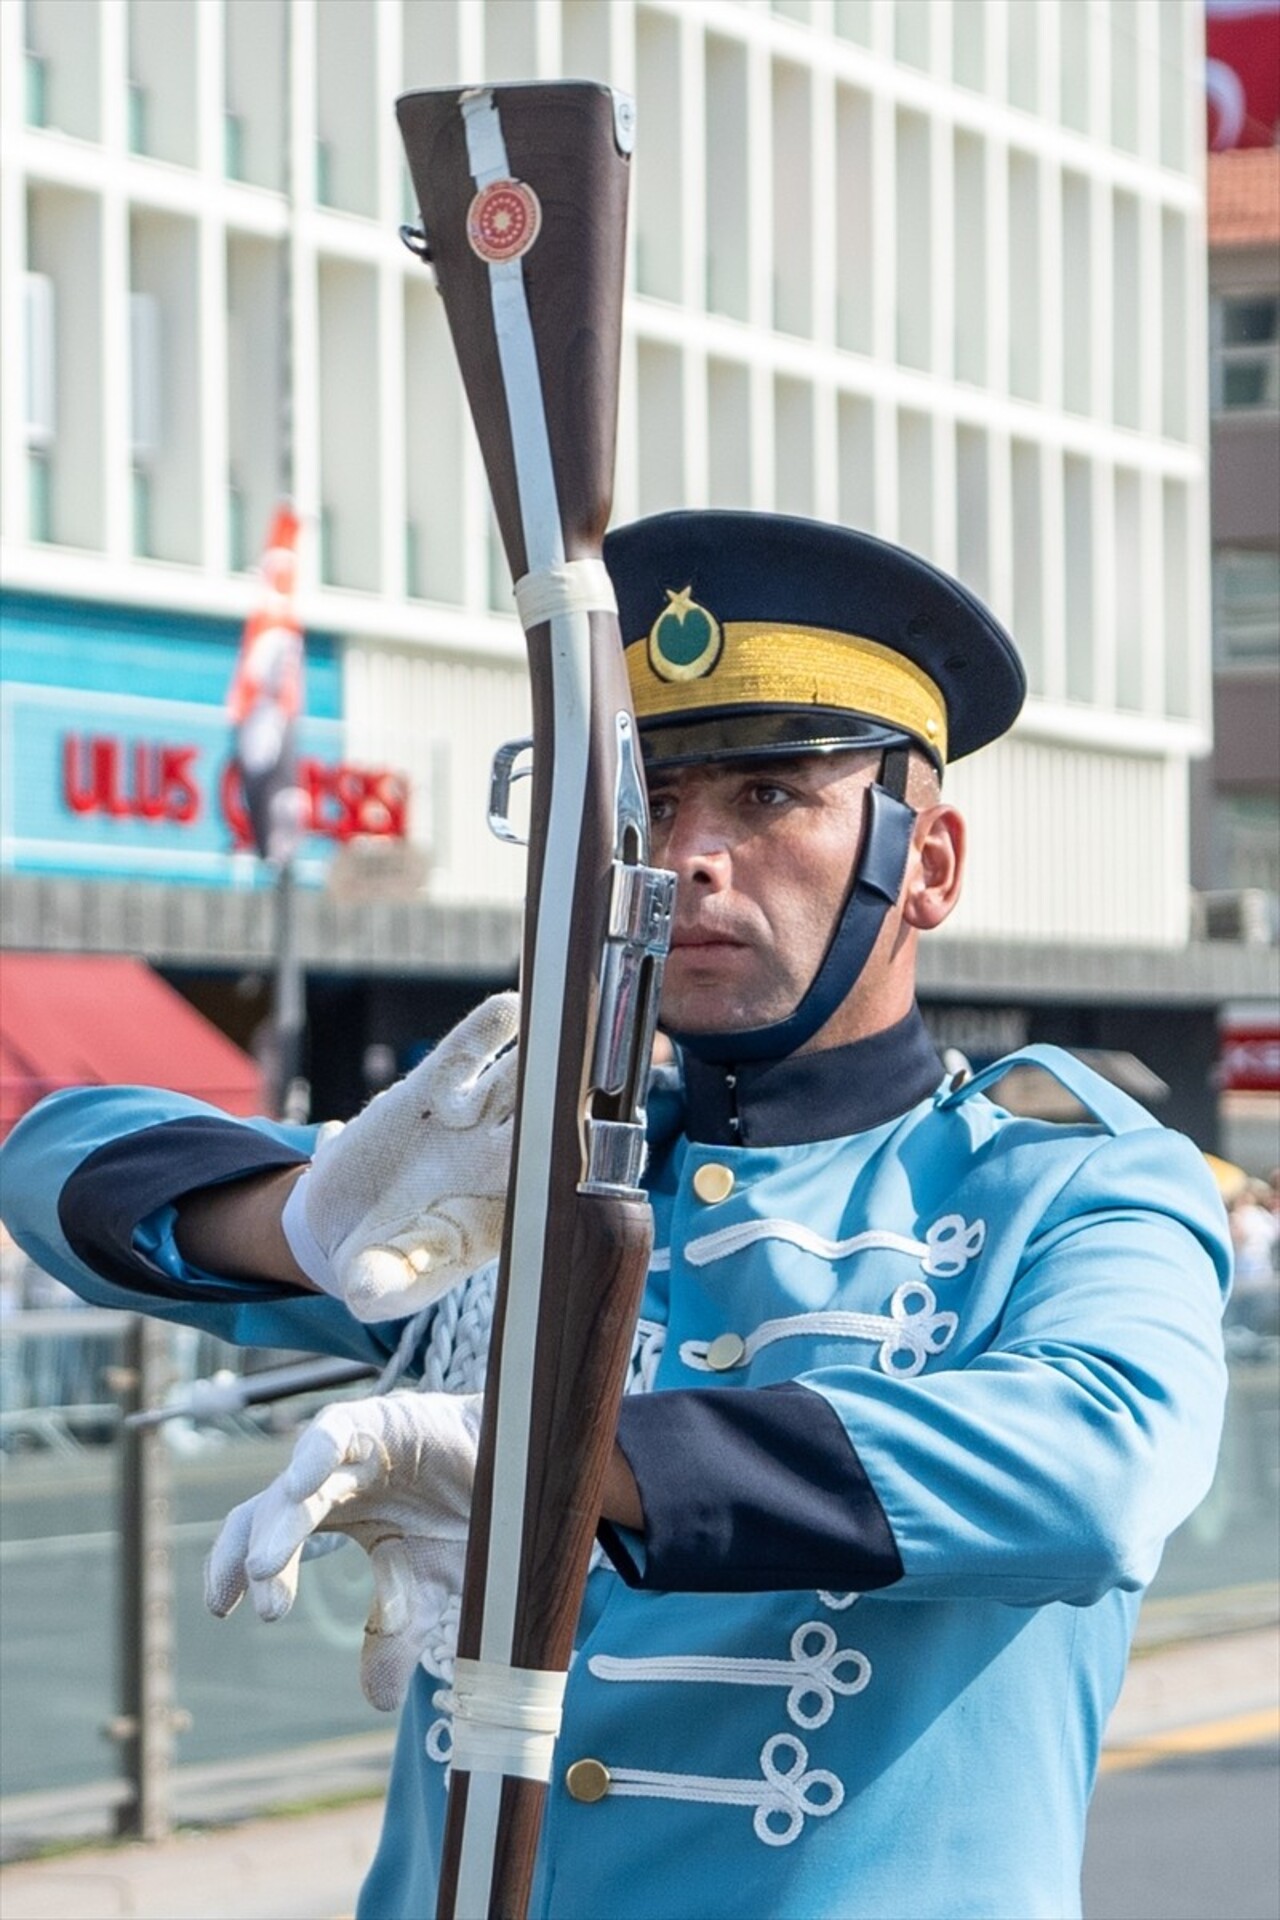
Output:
[{"xmin": 174, "ymin": 1165, "xmax": 313, "ymax": 1289}]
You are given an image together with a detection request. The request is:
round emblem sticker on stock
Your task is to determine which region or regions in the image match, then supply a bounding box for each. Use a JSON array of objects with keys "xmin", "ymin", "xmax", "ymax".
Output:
[
  {"xmin": 467, "ymin": 179, "xmax": 542, "ymax": 263},
  {"xmin": 647, "ymin": 587, "xmax": 724, "ymax": 682}
]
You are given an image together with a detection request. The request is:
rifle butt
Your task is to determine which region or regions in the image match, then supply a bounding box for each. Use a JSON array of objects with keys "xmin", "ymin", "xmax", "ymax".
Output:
[{"xmin": 397, "ymin": 82, "xmax": 631, "ymax": 567}]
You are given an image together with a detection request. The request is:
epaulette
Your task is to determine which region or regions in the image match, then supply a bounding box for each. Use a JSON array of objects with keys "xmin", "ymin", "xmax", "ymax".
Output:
[{"xmin": 938, "ymin": 1044, "xmax": 1161, "ymax": 1138}]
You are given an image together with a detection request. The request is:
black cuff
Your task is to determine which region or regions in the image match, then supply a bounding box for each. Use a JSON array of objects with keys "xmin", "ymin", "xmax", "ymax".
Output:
[
  {"xmin": 600, "ymin": 1381, "xmax": 903, "ymax": 1593},
  {"xmin": 60, "ymin": 1117, "xmax": 308, "ymax": 1302}
]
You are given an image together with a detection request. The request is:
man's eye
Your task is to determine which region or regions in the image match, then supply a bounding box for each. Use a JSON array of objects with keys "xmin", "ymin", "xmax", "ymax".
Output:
[
  {"xmin": 649, "ymin": 793, "xmax": 675, "ymax": 823},
  {"xmin": 750, "ymin": 783, "xmax": 792, "ymax": 806}
]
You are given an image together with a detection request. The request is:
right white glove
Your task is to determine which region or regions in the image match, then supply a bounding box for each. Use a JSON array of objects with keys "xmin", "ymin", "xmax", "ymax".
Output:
[
  {"xmin": 283, "ymin": 993, "xmax": 518, "ymax": 1322},
  {"xmin": 205, "ymin": 1391, "xmax": 481, "ymax": 1711}
]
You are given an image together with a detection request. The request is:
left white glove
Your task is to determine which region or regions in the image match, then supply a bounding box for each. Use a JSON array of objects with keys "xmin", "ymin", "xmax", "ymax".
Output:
[{"xmin": 205, "ymin": 1391, "xmax": 481, "ymax": 1711}]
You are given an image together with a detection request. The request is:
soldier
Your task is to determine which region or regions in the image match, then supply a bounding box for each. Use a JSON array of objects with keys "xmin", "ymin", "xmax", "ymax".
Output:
[{"xmin": 1, "ymin": 512, "xmax": 1230, "ymax": 1919}]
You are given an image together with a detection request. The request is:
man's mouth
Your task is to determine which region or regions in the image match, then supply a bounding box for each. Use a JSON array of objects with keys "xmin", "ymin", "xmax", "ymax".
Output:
[{"xmin": 670, "ymin": 931, "xmax": 746, "ymax": 951}]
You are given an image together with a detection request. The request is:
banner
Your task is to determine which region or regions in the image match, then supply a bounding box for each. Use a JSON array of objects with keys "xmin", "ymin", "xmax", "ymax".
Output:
[
  {"xmin": 1207, "ymin": 0, "xmax": 1280, "ymax": 150},
  {"xmin": 227, "ymin": 505, "xmax": 307, "ymax": 863}
]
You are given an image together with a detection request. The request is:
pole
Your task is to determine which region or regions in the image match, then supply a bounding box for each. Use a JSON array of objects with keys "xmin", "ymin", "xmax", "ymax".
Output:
[
  {"xmin": 272, "ymin": 855, "xmax": 307, "ymax": 1120},
  {"xmin": 272, "ymin": 0, "xmax": 305, "ymax": 1124},
  {"xmin": 111, "ymin": 1316, "xmax": 185, "ymax": 1839}
]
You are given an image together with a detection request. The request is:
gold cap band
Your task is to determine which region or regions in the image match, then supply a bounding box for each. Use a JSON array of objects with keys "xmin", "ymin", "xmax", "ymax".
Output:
[{"xmin": 627, "ymin": 621, "xmax": 949, "ymax": 763}]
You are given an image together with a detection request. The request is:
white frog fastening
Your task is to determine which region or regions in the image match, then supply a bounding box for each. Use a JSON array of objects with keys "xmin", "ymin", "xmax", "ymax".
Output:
[
  {"xmin": 679, "ymin": 1280, "xmax": 958, "ymax": 1379},
  {"xmin": 589, "ymin": 1619, "xmax": 870, "ymax": 1731},
  {"xmin": 602, "ymin": 1733, "xmax": 844, "ymax": 1847},
  {"xmin": 682, "ymin": 1211, "xmax": 985, "ymax": 1278}
]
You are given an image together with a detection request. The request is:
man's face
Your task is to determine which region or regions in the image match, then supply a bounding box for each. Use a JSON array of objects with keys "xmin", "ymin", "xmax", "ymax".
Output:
[{"xmin": 646, "ymin": 750, "xmax": 880, "ymax": 1036}]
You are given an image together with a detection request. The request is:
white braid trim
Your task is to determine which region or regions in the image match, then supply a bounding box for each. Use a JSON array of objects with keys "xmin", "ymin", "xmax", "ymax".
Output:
[
  {"xmin": 375, "ymin": 1306, "xmax": 434, "ymax": 1393},
  {"xmin": 683, "ymin": 1211, "xmax": 986, "ymax": 1279},
  {"xmin": 627, "ymin": 1316, "xmax": 667, "ymax": 1396},
  {"xmin": 422, "ymin": 1592, "xmax": 463, "ymax": 1685},
  {"xmin": 420, "ymin": 1263, "xmax": 498, "ymax": 1393},
  {"xmin": 679, "ymin": 1283, "xmax": 957, "ymax": 1380},
  {"xmin": 588, "ymin": 1620, "xmax": 869, "ymax": 1732},
  {"xmin": 602, "ymin": 1734, "xmax": 843, "ymax": 1849}
]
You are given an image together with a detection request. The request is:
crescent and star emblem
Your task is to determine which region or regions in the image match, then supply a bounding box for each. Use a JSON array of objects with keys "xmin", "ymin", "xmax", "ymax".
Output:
[{"xmin": 647, "ymin": 587, "xmax": 724, "ymax": 682}]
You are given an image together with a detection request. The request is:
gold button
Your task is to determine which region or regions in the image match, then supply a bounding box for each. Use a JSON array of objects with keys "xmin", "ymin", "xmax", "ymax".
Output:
[
  {"xmin": 692, "ymin": 1163, "xmax": 735, "ymax": 1204},
  {"xmin": 565, "ymin": 1758, "xmax": 611, "ymax": 1803},
  {"xmin": 705, "ymin": 1332, "xmax": 747, "ymax": 1372}
]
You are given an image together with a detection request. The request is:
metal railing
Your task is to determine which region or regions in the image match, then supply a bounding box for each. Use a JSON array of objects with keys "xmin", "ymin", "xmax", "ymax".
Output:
[{"xmin": 0, "ymin": 1312, "xmax": 392, "ymax": 1857}]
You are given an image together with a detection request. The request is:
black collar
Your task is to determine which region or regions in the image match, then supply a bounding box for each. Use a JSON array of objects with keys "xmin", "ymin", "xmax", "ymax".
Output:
[{"xmin": 678, "ymin": 1005, "xmax": 944, "ymax": 1148}]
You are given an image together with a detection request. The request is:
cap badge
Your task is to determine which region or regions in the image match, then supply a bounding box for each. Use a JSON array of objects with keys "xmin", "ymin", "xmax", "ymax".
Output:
[
  {"xmin": 467, "ymin": 179, "xmax": 542, "ymax": 263},
  {"xmin": 647, "ymin": 587, "xmax": 724, "ymax": 683}
]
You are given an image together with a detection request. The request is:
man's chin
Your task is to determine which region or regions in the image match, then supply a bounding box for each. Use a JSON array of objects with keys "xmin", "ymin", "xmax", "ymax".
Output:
[{"xmin": 658, "ymin": 991, "xmax": 795, "ymax": 1037}]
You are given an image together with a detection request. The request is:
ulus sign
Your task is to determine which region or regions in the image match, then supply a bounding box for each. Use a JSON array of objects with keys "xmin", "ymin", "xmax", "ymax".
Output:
[{"xmin": 60, "ymin": 732, "xmax": 410, "ymax": 851}]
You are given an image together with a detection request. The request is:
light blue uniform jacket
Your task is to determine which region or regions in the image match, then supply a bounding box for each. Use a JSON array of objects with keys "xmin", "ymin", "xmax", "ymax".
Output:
[{"xmin": 1, "ymin": 1046, "xmax": 1230, "ymax": 1919}]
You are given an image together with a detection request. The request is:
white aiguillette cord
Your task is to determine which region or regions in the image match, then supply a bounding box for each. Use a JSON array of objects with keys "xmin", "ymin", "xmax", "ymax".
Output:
[
  {"xmin": 514, "ymin": 558, "xmax": 618, "ymax": 627},
  {"xmin": 447, "ymin": 1657, "xmax": 568, "ymax": 1783}
]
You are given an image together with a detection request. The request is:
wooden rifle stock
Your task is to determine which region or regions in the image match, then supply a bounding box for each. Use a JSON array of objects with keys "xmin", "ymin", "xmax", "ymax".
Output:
[{"xmin": 396, "ymin": 83, "xmax": 672, "ymax": 1920}]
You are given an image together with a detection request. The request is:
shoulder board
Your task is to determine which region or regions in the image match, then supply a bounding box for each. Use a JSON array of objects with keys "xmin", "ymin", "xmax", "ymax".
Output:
[{"xmin": 938, "ymin": 1043, "xmax": 1160, "ymax": 1138}]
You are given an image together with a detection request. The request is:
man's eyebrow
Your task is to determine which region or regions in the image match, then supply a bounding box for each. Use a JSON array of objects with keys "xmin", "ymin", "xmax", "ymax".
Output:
[
  {"xmin": 731, "ymin": 753, "xmax": 856, "ymax": 782},
  {"xmin": 645, "ymin": 755, "xmax": 841, "ymax": 795}
]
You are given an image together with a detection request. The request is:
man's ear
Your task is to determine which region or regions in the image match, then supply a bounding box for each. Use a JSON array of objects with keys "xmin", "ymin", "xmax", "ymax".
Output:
[{"xmin": 900, "ymin": 804, "xmax": 965, "ymax": 931}]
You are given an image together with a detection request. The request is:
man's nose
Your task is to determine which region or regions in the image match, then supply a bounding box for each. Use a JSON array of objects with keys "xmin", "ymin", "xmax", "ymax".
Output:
[{"xmin": 656, "ymin": 800, "xmax": 732, "ymax": 885}]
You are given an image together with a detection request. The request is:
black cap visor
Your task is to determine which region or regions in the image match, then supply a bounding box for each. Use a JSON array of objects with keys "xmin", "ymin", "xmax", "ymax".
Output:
[{"xmin": 638, "ymin": 704, "xmax": 925, "ymax": 774}]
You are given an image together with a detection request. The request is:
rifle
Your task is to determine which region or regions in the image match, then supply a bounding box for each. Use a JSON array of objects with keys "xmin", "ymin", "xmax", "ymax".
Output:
[{"xmin": 396, "ymin": 83, "xmax": 673, "ymax": 1920}]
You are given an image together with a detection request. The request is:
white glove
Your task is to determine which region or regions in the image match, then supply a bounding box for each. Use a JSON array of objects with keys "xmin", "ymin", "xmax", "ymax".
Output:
[
  {"xmin": 205, "ymin": 1392, "xmax": 481, "ymax": 1711},
  {"xmin": 283, "ymin": 993, "xmax": 518, "ymax": 1322}
]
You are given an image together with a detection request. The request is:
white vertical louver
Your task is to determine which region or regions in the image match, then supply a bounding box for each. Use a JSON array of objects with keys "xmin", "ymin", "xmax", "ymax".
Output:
[
  {"xmin": 22, "ymin": 271, "xmax": 56, "ymax": 449},
  {"xmin": 942, "ymin": 735, "xmax": 1188, "ymax": 947},
  {"xmin": 128, "ymin": 291, "xmax": 161, "ymax": 467},
  {"xmin": 342, "ymin": 642, "xmax": 532, "ymax": 907}
]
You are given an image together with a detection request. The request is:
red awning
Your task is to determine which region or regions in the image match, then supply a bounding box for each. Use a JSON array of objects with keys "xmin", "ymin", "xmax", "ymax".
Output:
[{"xmin": 0, "ymin": 952, "xmax": 264, "ymax": 1137}]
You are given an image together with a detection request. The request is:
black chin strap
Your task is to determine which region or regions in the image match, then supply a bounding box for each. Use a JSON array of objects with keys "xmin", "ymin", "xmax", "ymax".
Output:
[{"xmin": 670, "ymin": 748, "xmax": 916, "ymax": 1066}]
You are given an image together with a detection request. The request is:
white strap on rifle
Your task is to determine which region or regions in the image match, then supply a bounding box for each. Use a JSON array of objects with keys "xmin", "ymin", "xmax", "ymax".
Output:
[
  {"xmin": 515, "ymin": 559, "xmax": 618, "ymax": 627},
  {"xmin": 448, "ymin": 1656, "xmax": 568, "ymax": 1783}
]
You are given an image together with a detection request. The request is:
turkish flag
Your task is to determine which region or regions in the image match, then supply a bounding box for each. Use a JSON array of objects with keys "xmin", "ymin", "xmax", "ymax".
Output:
[
  {"xmin": 1207, "ymin": 0, "xmax": 1280, "ymax": 150},
  {"xmin": 227, "ymin": 505, "xmax": 308, "ymax": 864}
]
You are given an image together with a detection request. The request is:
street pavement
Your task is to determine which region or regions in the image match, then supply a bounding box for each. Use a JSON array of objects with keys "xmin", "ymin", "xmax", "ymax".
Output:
[
  {"xmin": 1085, "ymin": 1737, "xmax": 1279, "ymax": 1920},
  {"xmin": 1, "ymin": 1624, "xmax": 1276, "ymax": 1920}
]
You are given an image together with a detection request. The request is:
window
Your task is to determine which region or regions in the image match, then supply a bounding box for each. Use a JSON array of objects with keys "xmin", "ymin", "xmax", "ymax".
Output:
[
  {"xmin": 22, "ymin": 272, "xmax": 56, "ymax": 451},
  {"xmin": 25, "ymin": 46, "xmax": 47, "ymax": 126},
  {"xmin": 1212, "ymin": 295, "xmax": 1280, "ymax": 412},
  {"xmin": 23, "ymin": 271, "xmax": 55, "ymax": 541},
  {"xmin": 1211, "ymin": 794, "xmax": 1280, "ymax": 899},
  {"xmin": 129, "ymin": 291, "xmax": 161, "ymax": 557},
  {"xmin": 127, "ymin": 78, "xmax": 148, "ymax": 154},
  {"xmin": 1214, "ymin": 548, "xmax": 1280, "ymax": 667}
]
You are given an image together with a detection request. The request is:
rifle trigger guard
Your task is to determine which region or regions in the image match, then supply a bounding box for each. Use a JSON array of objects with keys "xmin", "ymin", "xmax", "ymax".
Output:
[{"xmin": 487, "ymin": 737, "xmax": 533, "ymax": 845}]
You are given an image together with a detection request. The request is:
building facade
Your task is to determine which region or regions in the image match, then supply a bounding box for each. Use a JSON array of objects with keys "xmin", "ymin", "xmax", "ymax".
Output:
[
  {"xmin": 1, "ymin": 0, "xmax": 1270, "ymax": 1133},
  {"xmin": 1197, "ymin": 144, "xmax": 1280, "ymax": 1172}
]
